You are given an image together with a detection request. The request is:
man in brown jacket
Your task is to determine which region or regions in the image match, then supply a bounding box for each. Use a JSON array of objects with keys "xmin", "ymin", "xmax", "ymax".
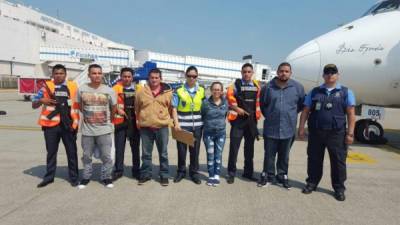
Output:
[{"xmin": 135, "ymin": 68, "xmax": 175, "ymax": 186}]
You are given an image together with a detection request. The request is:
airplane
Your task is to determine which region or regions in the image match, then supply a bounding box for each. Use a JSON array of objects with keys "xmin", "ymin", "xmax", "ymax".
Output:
[{"xmin": 286, "ymin": 0, "xmax": 400, "ymax": 144}]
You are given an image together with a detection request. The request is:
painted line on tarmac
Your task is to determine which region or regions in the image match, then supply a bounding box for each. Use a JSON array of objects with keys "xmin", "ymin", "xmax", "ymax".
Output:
[
  {"xmin": 0, "ymin": 125, "xmax": 40, "ymax": 131},
  {"xmin": 347, "ymin": 150, "xmax": 376, "ymax": 164}
]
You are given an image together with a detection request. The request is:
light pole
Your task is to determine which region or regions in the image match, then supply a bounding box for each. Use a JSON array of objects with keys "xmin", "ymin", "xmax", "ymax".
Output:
[{"xmin": 10, "ymin": 57, "xmax": 15, "ymax": 76}]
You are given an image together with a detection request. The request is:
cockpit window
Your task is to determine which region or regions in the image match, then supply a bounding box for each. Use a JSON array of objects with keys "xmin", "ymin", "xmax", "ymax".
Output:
[{"xmin": 362, "ymin": 0, "xmax": 400, "ymax": 16}]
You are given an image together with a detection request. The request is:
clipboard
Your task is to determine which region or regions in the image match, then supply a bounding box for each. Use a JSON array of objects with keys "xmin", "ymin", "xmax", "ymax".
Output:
[{"xmin": 171, "ymin": 128, "xmax": 195, "ymax": 147}]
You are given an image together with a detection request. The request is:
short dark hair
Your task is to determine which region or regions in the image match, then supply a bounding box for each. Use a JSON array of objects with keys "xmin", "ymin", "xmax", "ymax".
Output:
[
  {"xmin": 52, "ymin": 64, "xmax": 66, "ymax": 74},
  {"xmin": 186, "ymin": 66, "xmax": 198, "ymax": 75},
  {"xmin": 241, "ymin": 63, "xmax": 253, "ymax": 70},
  {"xmin": 88, "ymin": 64, "xmax": 102, "ymax": 72},
  {"xmin": 277, "ymin": 62, "xmax": 292, "ymax": 71},
  {"xmin": 120, "ymin": 67, "xmax": 134, "ymax": 76},
  {"xmin": 210, "ymin": 81, "xmax": 223, "ymax": 90},
  {"xmin": 148, "ymin": 68, "xmax": 162, "ymax": 79}
]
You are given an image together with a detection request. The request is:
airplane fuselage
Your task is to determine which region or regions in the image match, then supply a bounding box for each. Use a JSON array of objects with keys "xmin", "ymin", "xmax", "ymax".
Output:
[{"xmin": 287, "ymin": 10, "xmax": 400, "ymax": 107}]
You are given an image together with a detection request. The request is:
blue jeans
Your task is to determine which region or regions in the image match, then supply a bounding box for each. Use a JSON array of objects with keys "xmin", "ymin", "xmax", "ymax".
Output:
[
  {"xmin": 139, "ymin": 127, "xmax": 169, "ymax": 179},
  {"xmin": 263, "ymin": 136, "xmax": 294, "ymax": 180},
  {"xmin": 203, "ymin": 131, "xmax": 226, "ymax": 177}
]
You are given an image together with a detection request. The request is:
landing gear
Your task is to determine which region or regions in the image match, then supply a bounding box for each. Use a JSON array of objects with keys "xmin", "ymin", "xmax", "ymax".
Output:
[{"xmin": 355, "ymin": 119, "xmax": 387, "ymax": 144}]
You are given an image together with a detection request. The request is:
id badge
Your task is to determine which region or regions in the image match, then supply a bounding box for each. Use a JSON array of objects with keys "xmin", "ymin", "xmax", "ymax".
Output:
[{"xmin": 315, "ymin": 102, "xmax": 322, "ymax": 111}]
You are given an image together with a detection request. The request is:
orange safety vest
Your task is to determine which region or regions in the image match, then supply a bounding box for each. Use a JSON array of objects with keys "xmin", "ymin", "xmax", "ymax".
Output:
[
  {"xmin": 112, "ymin": 83, "xmax": 125, "ymax": 125},
  {"xmin": 38, "ymin": 80, "xmax": 80, "ymax": 130},
  {"xmin": 226, "ymin": 79, "xmax": 262, "ymax": 121}
]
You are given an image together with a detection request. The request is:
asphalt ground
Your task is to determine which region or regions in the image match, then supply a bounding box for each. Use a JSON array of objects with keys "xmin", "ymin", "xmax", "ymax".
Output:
[{"xmin": 0, "ymin": 89, "xmax": 399, "ymax": 225}]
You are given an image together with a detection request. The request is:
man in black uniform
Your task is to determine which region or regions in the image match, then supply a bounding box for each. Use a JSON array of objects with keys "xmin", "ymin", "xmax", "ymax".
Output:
[
  {"xmin": 112, "ymin": 68, "xmax": 141, "ymax": 180},
  {"xmin": 226, "ymin": 63, "xmax": 262, "ymax": 184},
  {"xmin": 298, "ymin": 64, "xmax": 356, "ymax": 201},
  {"xmin": 32, "ymin": 64, "xmax": 79, "ymax": 188}
]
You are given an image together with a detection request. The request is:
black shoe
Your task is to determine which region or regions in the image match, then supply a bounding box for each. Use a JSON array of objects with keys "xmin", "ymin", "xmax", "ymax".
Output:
[
  {"xmin": 226, "ymin": 175, "xmax": 235, "ymax": 184},
  {"xmin": 302, "ymin": 184, "xmax": 317, "ymax": 194},
  {"xmin": 78, "ymin": 179, "xmax": 90, "ymax": 189},
  {"xmin": 173, "ymin": 173, "xmax": 185, "ymax": 183},
  {"xmin": 37, "ymin": 179, "xmax": 54, "ymax": 188},
  {"xmin": 242, "ymin": 173, "xmax": 258, "ymax": 182},
  {"xmin": 276, "ymin": 175, "xmax": 291, "ymax": 190},
  {"xmin": 131, "ymin": 171, "xmax": 140, "ymax": 180},
  {"xmin": 191, "ymin": 175, "xmax": 201, "ymax": 185},
  {"xmin": 138, "ymin": 176, "xmax": 151, "ymax": 185},
  {"xmin": 257, "ymin": 173, "xmax": 272, "ymax": 187},
  {"xmin": 102, "ymin": 179, "xmax": 114, "ymax": 188},
  {"xmin": 160, "ymin": 177, "xmax": 169, "ymax": 186},
  {"xmin": 70, "ymin": 180, "xmax": 79, "ymax": 187},
  {"xmin": 334, "ymin": 191, "xmax": 346, "ymax": 201},
  {"xmin": 112, "ymin": 172, "xmax": 123, "ymax": 181}
]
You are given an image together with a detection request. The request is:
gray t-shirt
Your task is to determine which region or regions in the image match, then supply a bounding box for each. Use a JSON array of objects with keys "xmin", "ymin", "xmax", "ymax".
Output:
[{"xmin": 77, "ymin": 83, "xmax": 117, "ymax": 136}]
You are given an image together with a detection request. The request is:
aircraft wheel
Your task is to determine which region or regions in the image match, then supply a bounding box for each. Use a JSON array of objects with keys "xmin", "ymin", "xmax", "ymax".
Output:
[{"xmin": 355, "ymin": 119, "xmax": 387, "ymax": 144}]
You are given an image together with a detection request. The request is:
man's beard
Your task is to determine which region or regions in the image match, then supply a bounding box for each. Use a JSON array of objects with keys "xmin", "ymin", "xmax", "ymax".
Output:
[{"xmin": 278, "ymin": 76, "xmax": 289, "ymax": 82}]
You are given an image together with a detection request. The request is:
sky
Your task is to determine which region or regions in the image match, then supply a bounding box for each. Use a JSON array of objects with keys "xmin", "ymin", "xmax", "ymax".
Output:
[{"xmin": 20, "ymin": 0, "xmax": 378, "ymax": 69}]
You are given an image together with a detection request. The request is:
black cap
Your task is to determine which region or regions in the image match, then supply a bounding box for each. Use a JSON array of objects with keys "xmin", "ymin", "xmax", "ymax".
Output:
[{"xmin": 323, "ymin": 64, "xmax": 338, "ymax": 74}]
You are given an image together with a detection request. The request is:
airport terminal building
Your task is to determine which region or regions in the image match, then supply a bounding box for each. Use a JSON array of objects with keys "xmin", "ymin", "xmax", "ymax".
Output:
[{"xmin": 0, "ymin": 0, "xmax": 272, "ymax": 92}]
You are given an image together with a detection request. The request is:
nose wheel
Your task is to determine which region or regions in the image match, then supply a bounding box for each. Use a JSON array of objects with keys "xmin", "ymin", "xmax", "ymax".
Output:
[{"xmin": 355, "ymin": 119, "xmax": 387, "ymax": 144}]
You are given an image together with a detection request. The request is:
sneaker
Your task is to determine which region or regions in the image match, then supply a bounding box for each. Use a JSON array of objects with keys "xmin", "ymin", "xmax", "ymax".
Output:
[
  {"xmin": 212, "ymin": 179, "xmax": 220, "ymax": 187},
  {"xmin": 102, "ymin": 179, "xmax": 114, "ymax": 188},
  {"xmin": 138, "ymin": 176, "xmax": 151, "ymax": 185},
  {"xmin": 206, "ymin": 178, "xmax": 215, "ymax": 186},
  {"xmin": 160, "ymin": 177, "xmax": 169, "ymax": 186},
  {"xmin": 257, "ymin": 173, "xmax": 272, "ymax": 187},
  {"xmin": 257, "ymin": 172, "xmax": 273, "ymax": 187},
  {"xmin": 78, "ymin": 179, "xmax": 90, "ymax": 189},
  {"xmin": 276, "ymin": 175, "xmax": 291, "ymax": 190}
]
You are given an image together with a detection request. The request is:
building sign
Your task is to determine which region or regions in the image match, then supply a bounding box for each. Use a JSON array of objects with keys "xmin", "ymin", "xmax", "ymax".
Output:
[{"xmin": 39, "ymin": 47, "xmax": 130, "ymax": 66}]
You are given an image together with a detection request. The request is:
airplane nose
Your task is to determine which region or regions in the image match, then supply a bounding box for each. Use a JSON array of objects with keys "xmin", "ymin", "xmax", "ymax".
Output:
[{"xmin": 286, "ymin": 40, "xmax": 321, "ymax": 89}]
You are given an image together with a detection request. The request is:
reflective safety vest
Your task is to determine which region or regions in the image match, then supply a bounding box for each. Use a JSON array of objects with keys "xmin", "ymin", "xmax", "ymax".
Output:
[
  {"xmin": 226, "ymin": 79, "xmax": 261, "ymax": 122},
  {"xmin": 176, "ymin": 84, "xmax": 205, "ymax": 129},
  {"xmin": 112, "ymin": 82, "xmax": 136, "ymax": 125},
  {"xmin": 38, "ymin": 80, "xmax": 79, "ymax": 129}
]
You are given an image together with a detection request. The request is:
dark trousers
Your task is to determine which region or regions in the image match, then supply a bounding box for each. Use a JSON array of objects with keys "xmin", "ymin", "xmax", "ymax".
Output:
[
  {"xmin": 263, "ymin": 136, "xmax": 294, "ymax": 179},
  {"xmin": 227, "ymin": 124, "xmax": 256, "ymax": 176},
  {"xmin": 42, "ymin": 125, "xmax": 78, "ymax": 182},
  {"xmin": 176, "ymin": 127, "xmax": 202, "ymax": 176},
  {"xmin": 114, "ymin": 128, "xmax": 140, "ymax": 175},
  {"xmin": 140, "ymin": 127, "xmax": 169, "ymax": 179},
  {"xmin": 306, "ymin": 129, "xmax": 348, "ymax": 192}
]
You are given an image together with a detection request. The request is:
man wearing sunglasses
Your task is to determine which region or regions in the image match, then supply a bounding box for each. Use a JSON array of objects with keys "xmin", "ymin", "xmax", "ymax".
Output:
[{"xmin": 298, "ymin": 64, "xmax": 356, "ymax": 201}]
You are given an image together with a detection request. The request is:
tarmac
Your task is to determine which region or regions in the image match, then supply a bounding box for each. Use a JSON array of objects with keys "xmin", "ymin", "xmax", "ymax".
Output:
[{"xmin": 0, "ymin": 89, "xmax": 399, "ymax": 225}]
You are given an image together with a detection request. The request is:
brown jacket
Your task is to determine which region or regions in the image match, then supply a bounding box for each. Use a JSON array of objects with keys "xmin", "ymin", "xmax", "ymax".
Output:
[{"xmin": 135, "ymin": 83, "xmax": 173, "ymax": 128}]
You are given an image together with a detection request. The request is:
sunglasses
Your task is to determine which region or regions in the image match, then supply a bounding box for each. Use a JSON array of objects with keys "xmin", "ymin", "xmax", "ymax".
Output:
[{"xmin": 186, "ymin": 75, "xmax": 198, "ymax": 79}]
